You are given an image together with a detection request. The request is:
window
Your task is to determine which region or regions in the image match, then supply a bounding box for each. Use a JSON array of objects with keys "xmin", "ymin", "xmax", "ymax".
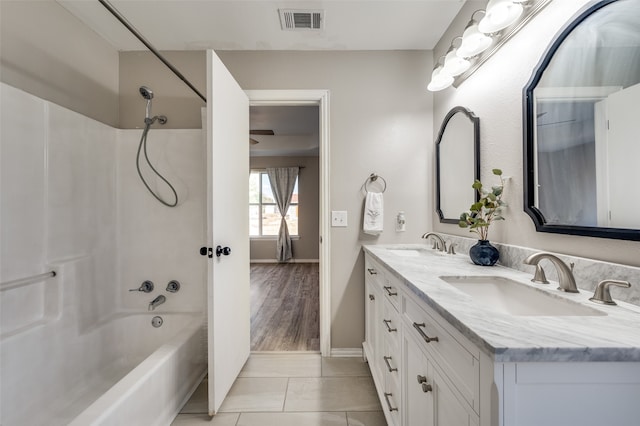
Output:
[{"xmin": 249, "ymin": 171, "xmax": 299, "ymax": 237}]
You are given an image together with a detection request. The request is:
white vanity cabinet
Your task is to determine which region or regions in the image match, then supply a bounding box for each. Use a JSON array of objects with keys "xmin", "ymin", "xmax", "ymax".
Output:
[
  {"xmin": 364, "ymin": 248, "xmax": 640, "ymax": 426},
  {"xmin": 364, "ymin": 253, "xmax": 484, "ymax": 426},
  {"xmin": 366, "ymin": 256, "xmax": 403, "ymax": 425}
]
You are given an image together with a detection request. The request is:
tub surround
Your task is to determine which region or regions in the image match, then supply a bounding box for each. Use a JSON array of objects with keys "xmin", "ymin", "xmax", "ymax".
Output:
[
  {"xmin": 1, "ymin": 83, "xmax": 207, "ymax": 425},
  {"xmin": 363, "ymin": 243, "xmax": 640, "ymax": 362}
]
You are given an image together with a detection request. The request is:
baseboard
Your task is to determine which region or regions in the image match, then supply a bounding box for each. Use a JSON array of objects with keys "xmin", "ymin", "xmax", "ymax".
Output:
[
  {"xmin": 330, "ymin": 348, "xmax": 363, "ymax": 358},
  {"xmin": 250, "ymin": 259, "xmax": 320, "ymax": 263}
]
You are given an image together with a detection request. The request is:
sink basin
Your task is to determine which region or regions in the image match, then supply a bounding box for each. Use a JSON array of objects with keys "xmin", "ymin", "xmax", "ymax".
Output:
[
  {"xmin": 439, "ymin": 276, "xmax": 606, "ymax": 317},
  {"xmin": 387, "ymin": 248, "xmax": 439, "ymax": 257}
]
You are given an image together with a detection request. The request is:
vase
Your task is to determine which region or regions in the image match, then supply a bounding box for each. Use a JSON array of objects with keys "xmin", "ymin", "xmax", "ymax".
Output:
[{"xmin": 469, "ymin": 240, "xmax": 499, "ymax": 266}]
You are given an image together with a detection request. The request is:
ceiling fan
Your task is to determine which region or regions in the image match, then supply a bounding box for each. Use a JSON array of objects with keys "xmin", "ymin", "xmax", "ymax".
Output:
[{"xmin": 249, "ymin": 129, "xmax": 274, "ymax": 145}]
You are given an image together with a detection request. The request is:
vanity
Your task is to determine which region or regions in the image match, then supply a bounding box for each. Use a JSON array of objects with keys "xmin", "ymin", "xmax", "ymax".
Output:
[{"xmin": 363, "ymin": 244, "xmax": 640, "ymax": 426}]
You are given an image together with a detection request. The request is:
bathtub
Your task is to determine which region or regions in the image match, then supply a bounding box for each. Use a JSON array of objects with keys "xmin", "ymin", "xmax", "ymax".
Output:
[{"xmin": 1, "ymin": 312, "xmax": 206, "ymax": 426}]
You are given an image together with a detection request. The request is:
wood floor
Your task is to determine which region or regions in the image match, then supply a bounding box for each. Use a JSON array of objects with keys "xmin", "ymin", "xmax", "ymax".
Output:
[{"xmin": 250, "ymin": 263, "xmax": 320, "ymax": 351}]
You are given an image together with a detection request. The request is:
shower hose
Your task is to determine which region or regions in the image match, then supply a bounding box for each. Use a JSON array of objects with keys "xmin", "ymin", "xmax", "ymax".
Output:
[{"xmin": 136, "ymin": 121, "xmax": 179, "ymax": 207}]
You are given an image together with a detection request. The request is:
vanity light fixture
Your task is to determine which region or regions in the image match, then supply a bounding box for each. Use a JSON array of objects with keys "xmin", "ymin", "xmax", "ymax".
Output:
[
  {"xmin": 427, "ymin": 57, "xmax": 455, "ymax": 92},
  {"xmin": 456, "ymin": 11, "xmax": 493, "ymax": 59},
  {"xmin": 441, "ymin": 37, "xmax": 472, "ymax": 77},
  {"xmin": 427, "ymin": 0, "xmax": 551, "ymax": 92},
  {"xmin": 478, "ymin": 0, "xmax": 524, "ymax": 34}
]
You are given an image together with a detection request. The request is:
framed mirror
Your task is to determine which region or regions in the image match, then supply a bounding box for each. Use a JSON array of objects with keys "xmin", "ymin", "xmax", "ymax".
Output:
[
  {"xmin": 524, "ymin": 0, "xmax": 640, "ymax": 241},
  {"xmin": 436, "ymin": 106, "xmax": 480, "ymax": 224}
]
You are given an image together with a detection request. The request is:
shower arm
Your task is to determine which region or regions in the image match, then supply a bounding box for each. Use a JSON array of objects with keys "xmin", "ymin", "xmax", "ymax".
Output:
[{"xmin": 98, "ymin": 0, "xmax": 207, "ymax": 103}]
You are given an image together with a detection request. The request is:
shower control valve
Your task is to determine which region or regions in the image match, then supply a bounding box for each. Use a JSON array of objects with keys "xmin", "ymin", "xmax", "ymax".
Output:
[
  {"xmin": 166, "ymin": 280, "xmax": 181, "ymax": 293},
  {"xmin": 130, "ymin": 280, "xmax": 154, "ymax": 293}
]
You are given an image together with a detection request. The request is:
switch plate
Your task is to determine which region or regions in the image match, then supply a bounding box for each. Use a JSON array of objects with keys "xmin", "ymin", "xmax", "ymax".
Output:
[{"xmin": 331, "ymin": 210, "xmax": 348, "ymax": 227}]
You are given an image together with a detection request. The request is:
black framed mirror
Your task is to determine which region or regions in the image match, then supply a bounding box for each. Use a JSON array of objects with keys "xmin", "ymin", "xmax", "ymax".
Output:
[
  {"xmin": 523, "ymin": 0, "xmax": 640, "ymax": 241},
  {"xmin": 436, "ymin": 106, "xmax": 480, "ymax": 224}
]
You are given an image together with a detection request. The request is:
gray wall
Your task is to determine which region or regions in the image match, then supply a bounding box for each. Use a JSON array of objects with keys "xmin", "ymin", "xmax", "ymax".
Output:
[
  {"xmin": 119, "ymin": 51, "xmax": 206, "ymax": 129},
  {"xmin": 0, "ymin": 0, "xmax": 119, "ymax": 127},
  {"xmin": 250, "ymin": 156, "xmax": 320, "ymax": 262},
  {"xmin": 432, "ymin": 0, "xmax": 640, "ymax": 267},
  {"xmin": 218, "ymin": 51, "xmax": 433, "ymax": 348}
]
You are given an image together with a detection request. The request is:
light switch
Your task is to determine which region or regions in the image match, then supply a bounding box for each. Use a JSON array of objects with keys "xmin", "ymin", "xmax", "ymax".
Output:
[{"xmin": 331, "ymin": 210, "xmax": 348, "ymax": 227}]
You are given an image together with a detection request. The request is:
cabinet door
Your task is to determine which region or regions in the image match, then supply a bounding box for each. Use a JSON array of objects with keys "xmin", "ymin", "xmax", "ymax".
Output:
[
  {"xmin": 404, "ymin": 332, "xmax": 434, "ymax": 426},
  {"xmin": 365, "ymin": 278, "xmax": 382, "ymax": 380},
  {"xmin": 433, "ymin": 367, "xmax": 478, "ymax": 426}
]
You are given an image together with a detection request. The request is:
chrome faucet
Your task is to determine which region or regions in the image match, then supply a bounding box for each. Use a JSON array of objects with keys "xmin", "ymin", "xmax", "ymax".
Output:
[
  {"xmin": 523, "ymin": 252, "xmax": 579, "ymax": 293},
  {"xmin": 148, "ymin": 295, "xmax": 166, "ymax": 311},
  {"xmin": 421, "ymin": 232, "xmax": 446, "ymax": 252}
]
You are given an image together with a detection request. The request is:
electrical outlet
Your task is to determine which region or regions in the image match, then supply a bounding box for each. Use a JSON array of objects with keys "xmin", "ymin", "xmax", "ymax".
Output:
[{"xmin": 331, "ymin": 211, "xmax": 348, "ymax": 227}]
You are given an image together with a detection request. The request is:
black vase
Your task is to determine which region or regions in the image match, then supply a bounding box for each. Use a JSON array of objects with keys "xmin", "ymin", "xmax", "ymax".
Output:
[{"xmin": 469, "ymin": 240, "xmax": 499, "ymax": 266}]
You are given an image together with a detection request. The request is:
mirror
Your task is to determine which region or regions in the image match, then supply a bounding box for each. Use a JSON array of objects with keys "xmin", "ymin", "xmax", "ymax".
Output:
[
  {"xmin": 436, "ymin": 106, "xmax": 480, "ymax": 224},
  {"xmin": 524, "ymin": 0, "xmax": 640, "ymax": 241}
]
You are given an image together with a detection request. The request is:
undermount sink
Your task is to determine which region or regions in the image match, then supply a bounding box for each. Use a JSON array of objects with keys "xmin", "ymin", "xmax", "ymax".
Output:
[
  {"xmin": 439, "ymin": 276, "xmax": 606, "ymax": 317},
  {"xmin": 387, "ymin": 247, "xmax": 440, "ymax": 257}
]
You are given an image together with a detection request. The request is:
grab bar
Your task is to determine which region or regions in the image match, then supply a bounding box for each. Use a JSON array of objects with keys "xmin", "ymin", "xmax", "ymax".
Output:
[{"xmin": 0, "ymin": 271, "xmax": 56, "ymax": 291}]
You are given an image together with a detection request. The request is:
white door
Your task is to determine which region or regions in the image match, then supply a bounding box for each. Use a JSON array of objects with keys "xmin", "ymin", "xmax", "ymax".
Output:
[
  {"xmin": 206, "ymin": 50, "xmax": 250, "ymax": 414},
  {"xmin": 606, "ymin": 82, "xmax": 640, "ymax": 228}
]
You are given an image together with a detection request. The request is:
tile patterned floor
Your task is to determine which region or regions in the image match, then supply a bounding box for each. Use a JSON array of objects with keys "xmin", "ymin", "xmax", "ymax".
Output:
[{"xmin": 171, "ymin": 354, "xmax": 386, "ymax": 426}]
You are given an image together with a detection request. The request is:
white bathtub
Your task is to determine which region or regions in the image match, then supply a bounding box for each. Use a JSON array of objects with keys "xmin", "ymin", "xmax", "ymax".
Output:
[{"xmin": 1, "ymin": 312, "xmax": 206, "ymax": 426}]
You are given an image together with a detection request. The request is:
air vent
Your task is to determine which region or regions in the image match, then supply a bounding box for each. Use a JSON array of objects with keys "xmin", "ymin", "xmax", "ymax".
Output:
[{"xmin": 279, "ymin": 9, "xmax": 324, "ymax": 31}]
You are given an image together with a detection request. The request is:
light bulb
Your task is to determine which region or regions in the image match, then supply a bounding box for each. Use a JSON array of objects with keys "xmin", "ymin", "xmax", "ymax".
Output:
[
  {"xmin": 442, "ymin": 48, "xmax": 471, "ymax": 77},
  {"xmin": 456, "ymin": 22, "xmax": 493, "ymax": 58},
  {"xmin": 478, "ymin": 0, "xmax": 524, "ymax": 34},
  {"xmin": 427, "ymin": 66, "xmax": 454, "ymax": 92}
]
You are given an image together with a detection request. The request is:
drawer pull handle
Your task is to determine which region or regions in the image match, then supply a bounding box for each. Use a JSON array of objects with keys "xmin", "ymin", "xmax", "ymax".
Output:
[
  {"xmin": 383, "ymin": 356, "xmax": 398, "ymax": 372},
  {"xmin": 383, "ymin": 392, "xmax": 399, "ymax": 412},
  {"xmin": 369, "ymin": 294, "xmax": 375, "ymax": 301},
  {"xmin": 383, "ymin": 319, "xmax": 397, "ymax": 333},
  {"xmin": 367, "ymin": 268, "xmax": 377, "ymax": 275},
  {"xmin": 413, "ymin": 322, "xmax": 439, "ymax": 343},
  {"xmin": 383, "ymin": 286, "xmax": 398, "ymax": 296},
  {"xmin": 417, "ymin": 375, "xmax": 433, "ymax": 393}
]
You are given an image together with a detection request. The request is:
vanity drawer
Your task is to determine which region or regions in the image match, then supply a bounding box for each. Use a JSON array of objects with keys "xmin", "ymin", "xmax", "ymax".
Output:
[
  {"xmin": 382, "ymin": 298, "xmax": 401, "ymax": 350},
  {"xmin": 403, "ymin": 294, "xmax": 480, "ymax": 413},
  {"xmin": 365, "ymin": 257, "xmax": 384, "ymax": 285},
  {"xmin": 382, "ymin": 273, "xmax": 401, "ymax": 310}
]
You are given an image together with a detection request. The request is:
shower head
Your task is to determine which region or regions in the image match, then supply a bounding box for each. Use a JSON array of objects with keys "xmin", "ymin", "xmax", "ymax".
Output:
[{"xmin": 139, "ymin": 86, "xmax": 154, "ymax": 100}]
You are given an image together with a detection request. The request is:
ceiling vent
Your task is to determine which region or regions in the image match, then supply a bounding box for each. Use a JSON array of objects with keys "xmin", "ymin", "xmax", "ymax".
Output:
[{"xmin": 279, "ymin": 9, "xmax": 324, "ymax": 31}]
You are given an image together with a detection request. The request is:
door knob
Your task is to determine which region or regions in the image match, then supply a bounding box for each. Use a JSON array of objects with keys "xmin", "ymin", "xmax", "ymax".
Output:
[
  {"xmin": 200, "ymin": 247, "xmax": 213, "ymax": 258},
  {"xmin": 216, "ymin": 246, "xmax": 231, "ymax": 257}
]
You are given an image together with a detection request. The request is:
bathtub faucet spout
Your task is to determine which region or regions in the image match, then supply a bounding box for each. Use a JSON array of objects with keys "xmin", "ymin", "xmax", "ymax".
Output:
[{"xmin": 148, "ymin": 295, "xmax": 166, "ymax": 311}]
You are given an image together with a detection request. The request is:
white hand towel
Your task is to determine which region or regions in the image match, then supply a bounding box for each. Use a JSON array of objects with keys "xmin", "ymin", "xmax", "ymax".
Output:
[{"xmin": 363, "ymin": 192, "xmax": 384, "ymax": 235}]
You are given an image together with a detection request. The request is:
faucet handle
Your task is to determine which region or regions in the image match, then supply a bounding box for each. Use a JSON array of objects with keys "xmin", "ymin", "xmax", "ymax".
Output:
[
  {"xmin": 589, "ymin": 280, "xmax": 631, "ymax": 306},
  {"xmin": 130, "ymin": 280, "xmax": 154, "ymax": 293},
  {"xmin": 531, "ymin": 264, "xmax": 549, "ymax": 284},
  {"xmin": 446, "ymin": 242, "xmax": 456, "ymax": 255}
]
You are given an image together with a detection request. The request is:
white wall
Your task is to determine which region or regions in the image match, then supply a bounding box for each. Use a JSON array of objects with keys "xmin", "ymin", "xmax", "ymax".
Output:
[
  {"xmin": 117, "ymin": 129, "xmax": 206, "ymax": 312},
  {"xmin": 432, "ymin": 0, "xmax": 640, "ymax": 267}
]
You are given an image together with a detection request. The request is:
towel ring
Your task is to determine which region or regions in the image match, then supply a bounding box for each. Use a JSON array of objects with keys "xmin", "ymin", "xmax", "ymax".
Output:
[{"xmin": 365, "ymin": 173, "xmax": 387, "ymax": 193}]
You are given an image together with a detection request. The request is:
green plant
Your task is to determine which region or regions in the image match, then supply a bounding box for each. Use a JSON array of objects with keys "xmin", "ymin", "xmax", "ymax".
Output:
[{"xmin": 459, "ymin": 169, "xmax": 506, "ymax": 241}]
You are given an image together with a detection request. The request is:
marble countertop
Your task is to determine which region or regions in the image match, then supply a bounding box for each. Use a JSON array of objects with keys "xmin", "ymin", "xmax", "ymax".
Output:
[{"xmin": 363, "ymin": 244, "xmax": 640, "ymax": 362}]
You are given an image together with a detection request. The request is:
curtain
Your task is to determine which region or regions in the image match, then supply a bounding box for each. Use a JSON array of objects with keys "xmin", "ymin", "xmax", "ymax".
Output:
[{"xmin": 267, "ymin": 167, "xmax": 299, "ymax": 262}]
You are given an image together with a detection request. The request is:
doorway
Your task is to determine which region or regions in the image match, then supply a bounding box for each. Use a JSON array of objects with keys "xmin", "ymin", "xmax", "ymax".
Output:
[{"xmin": 246, "ymin": 90, "xmax": 330, "ymax": 356}]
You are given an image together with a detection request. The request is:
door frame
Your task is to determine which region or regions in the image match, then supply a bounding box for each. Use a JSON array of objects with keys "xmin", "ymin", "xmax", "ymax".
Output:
[{"xmin": 246, "ymin": 89, "xmax": 331, "ymax": 357}]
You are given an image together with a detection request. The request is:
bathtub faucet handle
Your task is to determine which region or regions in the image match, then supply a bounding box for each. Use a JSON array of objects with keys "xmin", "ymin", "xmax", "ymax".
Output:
[{"xmin": 130, "ymin": 280, "xmax": 154, "ymax": 293}]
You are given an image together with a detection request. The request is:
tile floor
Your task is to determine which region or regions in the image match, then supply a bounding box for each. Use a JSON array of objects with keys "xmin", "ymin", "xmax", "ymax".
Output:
[{"xmin": 171, "ymin": 353, "xmax": 387, "ymax": 426}]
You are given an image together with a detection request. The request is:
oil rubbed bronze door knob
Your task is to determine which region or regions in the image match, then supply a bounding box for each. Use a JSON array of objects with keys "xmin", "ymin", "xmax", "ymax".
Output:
[{"xmin": 216, "ymin": 246, "xmax": 231, "ymax": 257}]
